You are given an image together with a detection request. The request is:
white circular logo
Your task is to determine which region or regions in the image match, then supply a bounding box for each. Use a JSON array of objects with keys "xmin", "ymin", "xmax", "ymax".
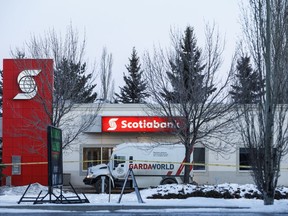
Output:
[
  {"xmin": 19, "ymin": 76, "xmax": 36, "ymax": 93},
  {"xmin": 14, "ymin": 69, "xmax": 41, "ymax": 100}
]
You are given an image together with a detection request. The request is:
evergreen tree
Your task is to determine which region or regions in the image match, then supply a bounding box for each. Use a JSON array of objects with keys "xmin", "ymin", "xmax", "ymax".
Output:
[
  {"xmin": 115, "ymin": 47, "xmax": 149, "ymax": 103},
  {"xmin": 230, "ymin": 56, "xmax": 265, "ymax": 104},
  {"xmin": 162, "ymin": 26, "xmax": 215, "ymax": 103},
  {"xmin": 55, "ymin": 58, "xmax": 97, "ymax": 103}
]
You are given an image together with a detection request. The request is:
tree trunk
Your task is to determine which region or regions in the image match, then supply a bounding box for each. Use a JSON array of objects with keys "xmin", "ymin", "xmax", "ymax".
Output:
[
  {"xmin": 263, "ymin": 0, "xmax": 275, "ymax": 206},
  {"xmin": 263, "ymin": 188, "xmax": 275, "ymax": 205},
  {"xmin": 183, "ymin": 146, "xmax": 191, "ymax": 183}
]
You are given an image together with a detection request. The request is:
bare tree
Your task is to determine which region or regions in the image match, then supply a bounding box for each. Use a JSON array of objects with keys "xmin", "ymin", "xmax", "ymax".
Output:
[
  {"xmin": 144, "ymin": 25, "xmax": 237, "ymax": 183},
  {"xmin": 99, "ymin": 47, "xmax": 114, "ymax": 103},
  {"xmin": 238, "ymin": 0, "xmax": 288, "ymax": 205},
  {"xmin": 11, "ymin": 24, "xmax": 100, "ymax": 151}
]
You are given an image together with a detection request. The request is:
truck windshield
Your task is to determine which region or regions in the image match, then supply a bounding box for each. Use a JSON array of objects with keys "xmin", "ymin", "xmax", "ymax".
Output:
[{"xmin": 113, "ymin": 155, "xmax": 126, "ymax": 169}]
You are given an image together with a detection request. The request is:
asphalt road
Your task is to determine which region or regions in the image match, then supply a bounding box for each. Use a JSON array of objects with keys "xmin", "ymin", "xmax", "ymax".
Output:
[{"xmin": 0, "ymin": 211, "xmax": 286, "ymax": 216}]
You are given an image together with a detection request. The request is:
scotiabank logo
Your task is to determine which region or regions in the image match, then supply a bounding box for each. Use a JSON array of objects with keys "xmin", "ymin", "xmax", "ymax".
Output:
[
  {"xmin": 102, "ymin": 116, "xmax": 181, "ymax": 132},
  {"xmin": 14, "ymin": 69, "xmax": 41, "ymax": 100},
  {"xmin": 107, "ymin": 118, "xmax": 119, "ymax": 130}
]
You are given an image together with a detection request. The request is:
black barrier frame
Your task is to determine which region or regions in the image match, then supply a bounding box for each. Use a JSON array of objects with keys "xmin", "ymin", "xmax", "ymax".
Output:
[
  {"xmin": 118, "ymin": 168, "xmax": 144, "ymax": 203},
  {"xmin": 18, "ymin": 126, "xmax": 89, "ymax": 204},
  {"xmin": 18, "ymin": 183, "xmax": 90, "ymax": 204}
]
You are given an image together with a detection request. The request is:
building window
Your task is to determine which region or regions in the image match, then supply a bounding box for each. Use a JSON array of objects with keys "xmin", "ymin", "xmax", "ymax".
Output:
[
  {"xmin": 239, "ymin": 147, "xmax": 277, "ymax": 171},
  {"xmin": 193, "ymin": 147, "xmax": 205, "ymax": 171},
  {"xmin": 82, "ymin": 147, "xmax": 113, "ymax": 171},
  {"xmin": 239, "ymin": 148, "xmax": 251, "ymax": 171}
]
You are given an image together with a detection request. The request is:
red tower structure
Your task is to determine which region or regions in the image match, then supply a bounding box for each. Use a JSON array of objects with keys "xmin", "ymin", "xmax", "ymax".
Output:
[{"xmin": 2, "ymin": 59, "xmax": 53, "ymax": 186}]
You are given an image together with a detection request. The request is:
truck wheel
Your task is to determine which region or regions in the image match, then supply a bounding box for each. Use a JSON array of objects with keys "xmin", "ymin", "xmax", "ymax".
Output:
[
  {"xmin": 161, "ymin": 178, "xmax": 177, "ymax": 185},
  {"xmin": 94, "ymin": 177, "xmax": 109, "ymax": 193}
]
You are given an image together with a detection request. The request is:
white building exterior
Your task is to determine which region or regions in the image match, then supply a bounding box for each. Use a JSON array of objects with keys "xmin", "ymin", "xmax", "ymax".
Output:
[{"xmin": 63, "ymin": 104, "xmax": 288, "ymax": 187}]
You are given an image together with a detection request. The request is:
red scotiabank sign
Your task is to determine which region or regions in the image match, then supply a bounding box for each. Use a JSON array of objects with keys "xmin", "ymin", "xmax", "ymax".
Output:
[
  {"xmin": 2, "ymin": 59, "xmax": 53, "ymax": 186},
  {"xmin": 102, "ymin": 116, "xmax": 182, "ymax": 133}
]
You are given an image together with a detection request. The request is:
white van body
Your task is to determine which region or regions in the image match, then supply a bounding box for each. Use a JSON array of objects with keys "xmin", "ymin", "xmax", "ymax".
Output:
[{"xmin": 83, "ymin": 143, "xmax": 193, "ymax": 193}]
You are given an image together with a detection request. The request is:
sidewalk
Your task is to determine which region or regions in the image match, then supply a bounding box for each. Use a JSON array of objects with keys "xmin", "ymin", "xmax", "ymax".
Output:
[{"xmin": 0, "ymin": 204, "xmax": 250, "ymax": 212}]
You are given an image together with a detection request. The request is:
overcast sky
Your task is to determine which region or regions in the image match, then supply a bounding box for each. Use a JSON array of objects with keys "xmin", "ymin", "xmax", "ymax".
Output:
[{"xmin": 0, "ymin": 0, "xmax": 242, "ymax": 90}]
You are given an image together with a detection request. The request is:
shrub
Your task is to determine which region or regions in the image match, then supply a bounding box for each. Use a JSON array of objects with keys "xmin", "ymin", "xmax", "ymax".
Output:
[{"xmin": 146, "ymin": 184, "xmax": 288, "ymax": 200}]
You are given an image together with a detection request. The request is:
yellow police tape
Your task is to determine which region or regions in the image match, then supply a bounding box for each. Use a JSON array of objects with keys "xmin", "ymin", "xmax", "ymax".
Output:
[{"xmin": 1, "ymin": 158, "xmax": 288, "ymax": 171}]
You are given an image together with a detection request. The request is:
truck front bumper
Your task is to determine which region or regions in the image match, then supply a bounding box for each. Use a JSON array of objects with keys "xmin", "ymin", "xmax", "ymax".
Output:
[{"xmin": 83, "ymin": 177, "xmax": 93, "ymax": 185}]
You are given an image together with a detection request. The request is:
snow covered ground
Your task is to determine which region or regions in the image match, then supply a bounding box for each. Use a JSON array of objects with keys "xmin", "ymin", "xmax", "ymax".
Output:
[{"xmin": 0, "ymin": 183, "xmax": 287, "ymax": 213}]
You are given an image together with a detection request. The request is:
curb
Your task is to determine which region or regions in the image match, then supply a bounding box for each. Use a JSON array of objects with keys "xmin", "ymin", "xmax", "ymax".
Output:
[{"xmin": 0, "ymin": 204, "xmax": 250, "ymax": 212}]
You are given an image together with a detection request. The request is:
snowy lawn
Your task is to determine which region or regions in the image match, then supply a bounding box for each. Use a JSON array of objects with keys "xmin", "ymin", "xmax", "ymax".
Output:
[{"xmin": 0, "ymin": 183, "xmax": 287, "ymax": 213}]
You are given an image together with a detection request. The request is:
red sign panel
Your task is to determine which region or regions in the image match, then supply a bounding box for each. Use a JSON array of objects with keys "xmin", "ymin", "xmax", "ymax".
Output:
[
  {"xmin": 102, "ymin": 116, "xmax": 181, "ymax": 133},
  {"xmin": 2, "ymin": 59, "xmax": 53, "ymax": 186}
]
